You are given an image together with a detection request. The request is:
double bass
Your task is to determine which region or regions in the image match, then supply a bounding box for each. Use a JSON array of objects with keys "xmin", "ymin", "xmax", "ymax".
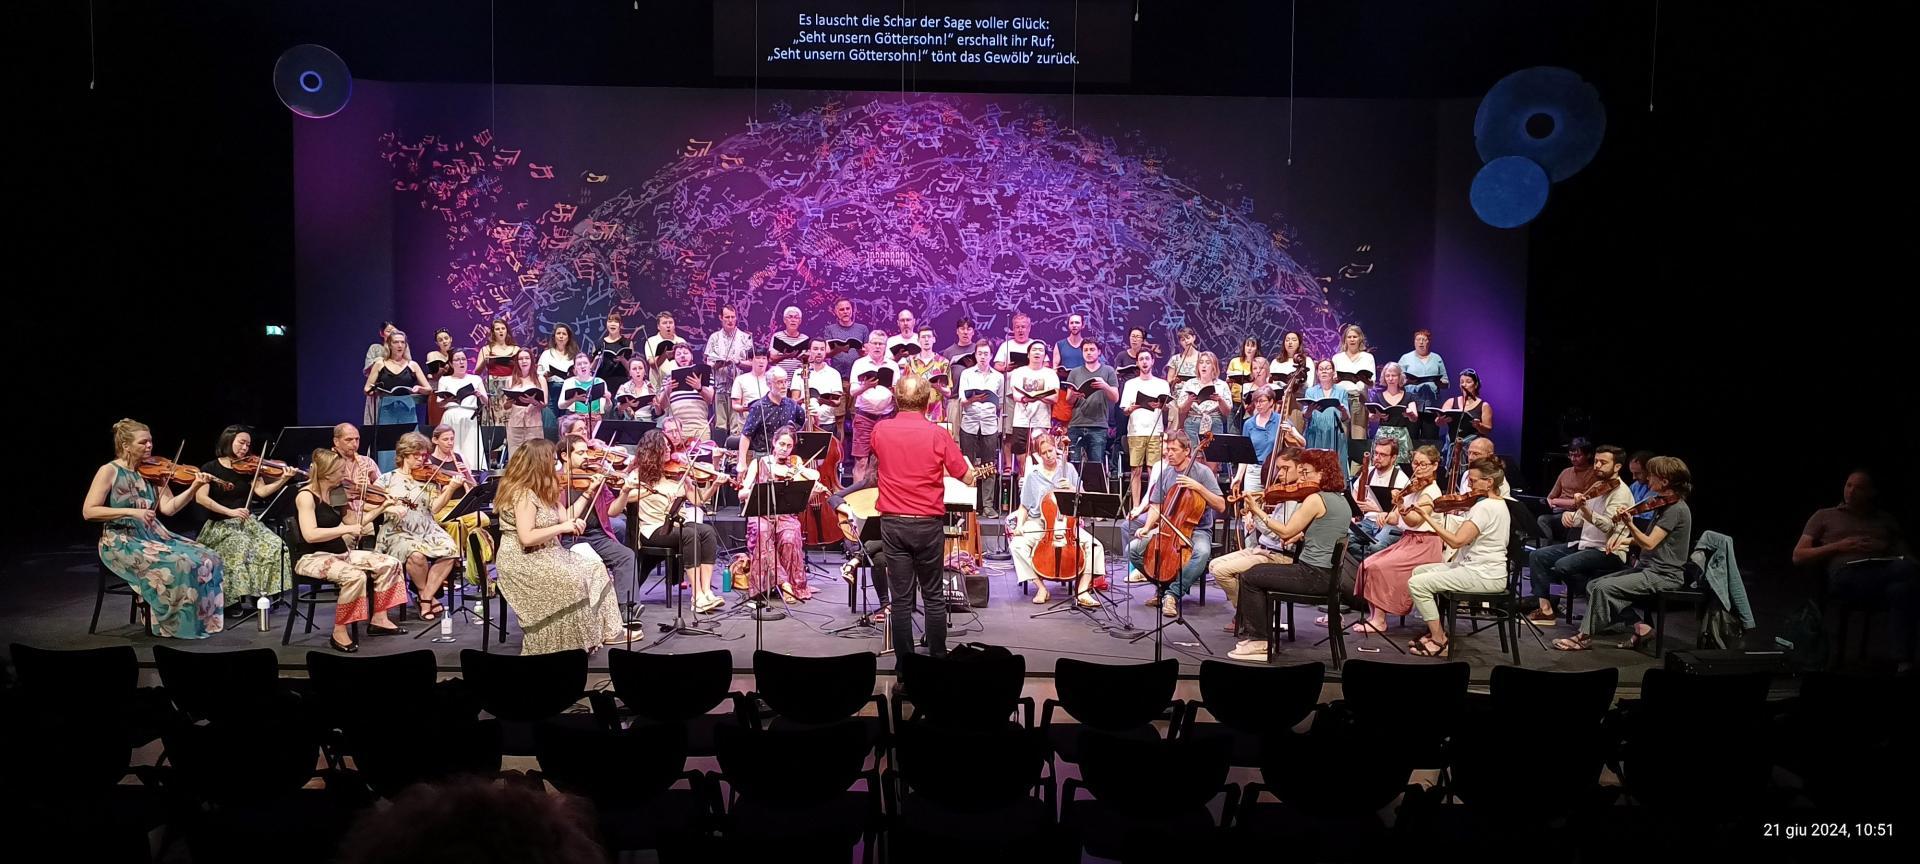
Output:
[
  {"xmin": 1141, "ymin": 431, "xmax": 1212, "ymax": 585},
  {"xmin": 797, "ymin": 414, "xmax": 846, "ymax": 546}
]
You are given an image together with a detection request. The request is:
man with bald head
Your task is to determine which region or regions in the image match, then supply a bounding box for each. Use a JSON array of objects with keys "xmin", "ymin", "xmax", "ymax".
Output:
[
  {"xmin": 330, "ymin": 423, "xmax": 384, "ymax": 520},
  {"xmin": 737, "ymin": 366, "xmax": 804, "ymax": 469},
  {"xmin": 871, "ymin": 375, "xmax": 978, "ymax": 657},
  {"xmin": 1456, "ymin": 436, "xmax": 1511, "ymax": 498}
]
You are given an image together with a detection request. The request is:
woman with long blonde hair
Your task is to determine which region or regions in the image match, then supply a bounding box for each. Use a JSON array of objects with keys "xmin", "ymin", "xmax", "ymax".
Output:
[
  {"xmin": 294, "ymin": 448, "xmax": 408, "ymax": 652},
  {"xmin": 81, "ymin": 418, "xmax": 226, "ymax": 638},
  {"xmin": 493, "ymin": 438, "xmax": 638, "ymax": 653}
]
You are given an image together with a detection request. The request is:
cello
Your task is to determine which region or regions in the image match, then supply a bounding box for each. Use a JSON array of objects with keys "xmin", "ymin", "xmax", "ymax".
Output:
[
  {"xmin": 1141, "ymin": 431, "xmax": 1213, "ymax": 586},
  {"xmin": 1030, "ymin": 468, "xmax": 1081, "ymax": 582}
]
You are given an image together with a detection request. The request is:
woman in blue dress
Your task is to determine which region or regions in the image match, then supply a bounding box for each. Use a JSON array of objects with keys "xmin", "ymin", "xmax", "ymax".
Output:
[
  {"xmin": 1302, "ymin": 360, "xmax": 1351, "ymax": 478},
  {"xmin": 81, "ymin": 419, "xmax": 225, "ymax": 638},
  {"xmin": 362, "ymin": 329, "xmax": 430, "ymax": 471}
]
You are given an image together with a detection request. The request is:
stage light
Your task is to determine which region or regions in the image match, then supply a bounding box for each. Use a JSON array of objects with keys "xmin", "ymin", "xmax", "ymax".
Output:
[{"xmin": 265, "ymin": 324, "xmax": 287, "ymax": 336}]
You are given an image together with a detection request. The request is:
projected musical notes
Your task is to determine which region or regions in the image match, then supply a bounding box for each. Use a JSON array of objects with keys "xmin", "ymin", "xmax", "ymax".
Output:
[{"xmin": 382, "ymin": 93, "xmax": 1356, "ymax": 360}]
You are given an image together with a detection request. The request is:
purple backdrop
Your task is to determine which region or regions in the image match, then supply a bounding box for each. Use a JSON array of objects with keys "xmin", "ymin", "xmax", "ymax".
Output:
[{"xmin": 296, "ymin": 82, "xmax": 1524, "ymax": 454}]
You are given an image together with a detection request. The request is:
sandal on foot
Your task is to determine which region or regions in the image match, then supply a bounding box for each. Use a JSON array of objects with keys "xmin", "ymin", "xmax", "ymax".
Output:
[
  {"xmin": 1552, "ymin": 635, "xmax": 1594, "ymax": 652},
  {"xmin": 1616, "ymin": 629, "xmax": 1654, "ymax": 650},
  {"xmin": 1409, "ymin": 636, "xmax": 1447, "ymax": 657},
  {"xmin": 1350, "ymin": 620, "xmax": 1387, "ymax": 636}
]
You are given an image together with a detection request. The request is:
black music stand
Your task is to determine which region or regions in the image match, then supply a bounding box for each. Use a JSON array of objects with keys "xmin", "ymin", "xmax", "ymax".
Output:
[
  {"xmin": 1202, "ymin": 433, "xmax": 1257, "ymax": 468},
  {"xmin": 1074, "ymin": 460, "xmax": 1112, "ymax": 495},
  {"xmin": 414, "ymin": 478, "xmax": 498, "ymax": 639},
  {"xmin": 794, "ymin": 431, "xmax": 833, "ymax": 462},
  {"xmin": 1031, "ymin": 490, "xmax": 1126, "ymax": 624},
  {"xmin": 827, "ymin": 514, "xmax": 885, "ymax": 640},
  {"xmin": 597, "ymin": 420, "xmax": 654, "ymax": 447},
  {"xmin": 719, "ymin": 480, "xmax": 814, "ymax": 651}
]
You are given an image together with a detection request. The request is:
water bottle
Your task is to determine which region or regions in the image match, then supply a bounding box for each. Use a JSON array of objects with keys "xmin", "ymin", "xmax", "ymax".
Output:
[
  {"xmin": 719, "ymin": 562, "xmax": 732, "ymax": 593},
  {"xmin": 255, "ymin": 595, "xmax": 270, "ymax": 631}
]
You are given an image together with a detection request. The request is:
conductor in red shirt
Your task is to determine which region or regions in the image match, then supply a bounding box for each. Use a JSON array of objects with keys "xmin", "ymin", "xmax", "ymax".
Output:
[{"xmin": 871, "ymin": 374, "xmax": 978, "ymax": 656}]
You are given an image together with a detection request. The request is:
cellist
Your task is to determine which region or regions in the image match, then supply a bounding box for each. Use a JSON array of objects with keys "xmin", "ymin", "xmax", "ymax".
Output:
[
  {"xmin": 1126, "ymin": 432, "xmax": 1226, "ymax": 620},
  {"xmin": 1009, "ymin": 432, "xmax": 1104, "ymax": 607}
]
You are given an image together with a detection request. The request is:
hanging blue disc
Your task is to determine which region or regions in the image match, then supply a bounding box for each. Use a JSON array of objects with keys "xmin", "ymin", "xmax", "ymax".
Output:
[
  {"xmin": 1470, "ymin": 156, "xmax": 1550, "ymax": 228},
  {"xmin": 1474, "ymin": 66, "xmax": 1605, "ymax": 183}
]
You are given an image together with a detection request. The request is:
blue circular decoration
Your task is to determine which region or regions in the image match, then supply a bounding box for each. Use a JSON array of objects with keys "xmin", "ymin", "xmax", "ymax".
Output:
[
  {"xmin": 1471, "ymin": 156, "xmax": 1550, "ymax": 228},
  {"xmin": 1474, "ymin": 66, "xmax": 1605, "ymax": 182},
  {"xmin": 272, "ymin": 44, "xmax": 352, "ymax": 119},
  {"xmin": 299, "ymin": 71, "xmax": 323, "ymax": 93}
]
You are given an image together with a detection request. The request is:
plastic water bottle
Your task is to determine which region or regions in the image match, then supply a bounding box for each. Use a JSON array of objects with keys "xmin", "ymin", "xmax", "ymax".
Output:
[
  {"xmin": 719, "ymin": 563, "xmax": 732, "ymax": 593},
  {"xmin": 256, "ymin": 596, "xmax": 270, "ymax": 631}
]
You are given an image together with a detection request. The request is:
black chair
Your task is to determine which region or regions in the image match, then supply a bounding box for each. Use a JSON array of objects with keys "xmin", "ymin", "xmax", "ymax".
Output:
[
  {"xmin": 1256, "ymin": 538, "xmax": 1351, "ymax": 668},
  {"xmin": 459, "ymin": 648, "xmax": 594, "ymax": 755},
  {"xmin": 154, "ymin": 701, "xmax": 358, "ymax": 864},
  {"xmin": 1646, "ymin": 587, "xmax": 1708, "ymax": 657},
  {"xmin": 603, "ymin": 647, "xmax": 745, "ymax": 756},
  {"xmin": 1447, "ymin": 666, "xmax": 1619, "ymax": 831},
  {"xmin": 1774, "ymin": 671, "xmax": 1919, "ymax": 814},
  {"xmin": 1040, "ymin": 658, "xmax": 1181, "ymax": 770},
  {"xmin": 153, "ymin": 645, "xmax": 298, "ymax": 725},
  {"xmin": 885, "ymin": 722, "xmax": 1068, "ymax": 863},
  {"xmin": 1179, "ymin": 659, "xmax": 1325, "ymax": 767},
  {"xmin": 1817, "ymin": 562, "xmax": 1890, "ymax": 666},
  {"xmin": 893, "ymin": 648, "xmax": 1035, "ymax": 734},
  {"xmin": 1340, "ymin": 658, "xmax": 1470, "ymax": 773},
  {"xmin": 711, "ymin": 719, "xmax": 882, "ymax": 861},
  {"xmin": 88, "ymin": 560, "xmax": 149, "ymax": 635},
  {"xmin": 636, "ymin": 543, "xmax": 683, "ymax": 608},
  {"xmin": 6, "ymin": 644, "xmax": 153, "ymax": 781},
  {"xmin": 1435, "ymin": 499, "xmax": 1540, "ymax": 665},
  {"xmin": 1063, "ymin": 729, "xmax": 1238, "ymax": 861},
  {"xmin": 746, "ymin": 650, "xmax": 888, "ymax": 750},
  {"xmin": 1233, "ymin": 708, "xmax": 1415, "ymax": 858},
  {"xmin": 1613, "ymin": 667, "xmax": 1772, "ymax": 814},
  {"xmin": 532, "ymin": 719, "xmax": 714, "ymax": 858},
  {"xmin": 306, "ymin": 650, "xmax": 494, "ymax": 796}
]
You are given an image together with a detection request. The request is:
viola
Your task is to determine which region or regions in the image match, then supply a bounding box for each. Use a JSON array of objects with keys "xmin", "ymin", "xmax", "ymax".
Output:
[
  {"xmin": 1613, "ymin": 493, "xmax": 1676, "ymax": 524},
  {"xmin": 231, "ymin": 455, "xmax": 308, "ymax": 480},
  {"xmin": 137, "ymin": 457, "xmax": 233, "ymax": 491},
  {"xmin": 1141, "ymin": 430, "xmax": 1213, "ymax": 585}
]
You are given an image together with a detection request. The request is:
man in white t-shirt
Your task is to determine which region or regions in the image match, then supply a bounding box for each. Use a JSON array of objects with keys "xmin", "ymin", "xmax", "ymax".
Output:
[
  {"xmin": 1404, "ymin": 457, "xmax": 1514, "ymax": 656},
  {"xmin": 884, "ymin": 309, "xmax": 919, "ymax": 353},
  {"xmin": 1456, "ymin": 436, "xmax": 1513, "ymax": 498},
  {"xmin": 1526, "ymin": 444, "xmax": 1634, "ymax": 624},
  {"xmin": 993, "ymin": 313, "xmax": 1037, "ymax": 474},
  {"xmin": 728, "ymin": 350, "xmax": 771, "ymax": 440},
  {"xmin": 799, "ymin": 340, "xmax": 845, "ymax": 428},
  {"xmin": 1005, "ymin": 339, "xmax": 1057, "ymax": 482},
  {"xmin": 1119, "ymin": 348, "xmax": 1170, "ymax": 509},
  {"xmin": 1351, "ymin": 437, "xmax": 1411, "ymax": 555},
  {"xmin": 642, "ymin": 311, "xmax": 683, "ymax": 394},
  {"xmin": 849, "ymin": 331, "xmax": 899, "ymax": 480},
  {"xmin": 956, "ymin": 340, "xmax": 1004, "ymax": 517}
]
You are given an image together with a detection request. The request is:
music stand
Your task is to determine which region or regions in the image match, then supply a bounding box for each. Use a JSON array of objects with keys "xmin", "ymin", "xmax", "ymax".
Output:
[
  {"xmin": 269, "ymin": 426, "xmax": 340, "ymax": 468},
  {"xmin": 1031, "ymin": 490, "xmax": 1126, "ymax": 624},
  {"xmin": 1202, "ymin": 433, "xmax": 1257, "ymax": 468},
  {"xmin": 479, "ymin": 425, "xmax": 508, "ymax": 470},
  {"xmin": 597, "ymin": 420, "xmax": 654, "ymax": 447},
  {"xmin": 827, "ymin": 514, "xmax": 886, "ymax": 641},
  {"xmin": 1074, "ymin": 460, "xmax": 1112, "ymax": 495},
  {"xmin": 793, "ymin": 431, "xmax": 832, "ymax": 462},
  {"xmin": 414, "ymin": 478, "xmax": 499, "ymax": 639},
  {"xmin": 718, "ymin": 480, "xmax": 814, "ymax": 651}
]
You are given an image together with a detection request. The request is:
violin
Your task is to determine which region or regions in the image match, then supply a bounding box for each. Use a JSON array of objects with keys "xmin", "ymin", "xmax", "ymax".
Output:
[
  {"xmin": 409, "ymin": 462, "xmax": 464, "ymax": 486},
  {"xmin": 568, "ymin": 470, "xmax": 625, "ymax": 492},
  {"xmin": 1391, "ymin": 474, "xmax": 1436, "ymax": 513},
  {"xmin": 1228, "ymin": 480, "xmax": 1319, "ymax": 511},
  {"xmin": 137, "ymin": 457, "xmax": 234, "ymax": 491},
  {"xmin": 230, "ymin": 455, "xmax": 308, "ymax": 480},
  {"xmin": 345, "ymin": 481, "xmax": 391, "ymax": 506},
  {"xmin": 1613, "ymin": 493, "xmax": 1676, "ymax": 524},
  {"xmin": 1581, "ymin": 477, "xmax": 1621, "ymax": 499},
  {"xmin": 1427, "ymin": 491, "xmax": 1485, "ymax": 514}
]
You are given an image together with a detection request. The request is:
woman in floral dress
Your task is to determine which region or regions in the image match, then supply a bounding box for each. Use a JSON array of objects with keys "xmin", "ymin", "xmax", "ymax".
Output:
[{"xmin": 81, "ymin": 418, "xmax": 225, "ymax": 638}]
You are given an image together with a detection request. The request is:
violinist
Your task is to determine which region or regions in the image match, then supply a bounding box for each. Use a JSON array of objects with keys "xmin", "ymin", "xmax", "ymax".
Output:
[
  {"xmin": 376, "ymin": 432, "xmax": 465, "ymax": 620},
  {"xmin": 329, "ymin": 424, "xmax": 384, "ymax": 523},
  {"xmin": 82, "ymin": 418, "xmax": 227, "ymax": 639},
  {"xmin": 195, "ymin": 424, "xmax": 293, "ymax": 609},
  {"xmin": 296, "ymin": 448, "xmax": 410, "ymax": 652},
  {"xmin": 1526, "ymin": 444, "xmax": 1634, "ymax": 626},
  {"xmin": 1209, "ymin": 446, "xmax": 1305, "ymax": 633},
  {"xmin": 1402, "ymin": 457, "xmax": 1512, "ymax": 657},
  {"xmin": 1226, "ymin": 448, "xmax": 1353, "ymax": 661},
  {"xmin": 1455, "ymin": 437, "xmax": 1511, "ymax": 497},
  {"xmin": 1348, "ymin": 445, "xmax": 1447, "ymax": 637},
  {"xmin": 426, "ymin": 422, "xmax": 490, "ymax": 589},
  {"xmin": 739, "ymin": 425, "xmax": 816, "ymax": 603},
  {"xmin": 1127, "ymin": 432, "xmax": 1226, "ymax": 620},
  {"xmin": 557, "ymin": 432, "xmax": 645, "ymax": 608},
  {"xmin": 1350, "ymin": 437, "xmax": 1410, "ymax": 554},
  {"xmin": 1009, "ymin": 433, "xmax": 1104, "ymax": 607},
  {"xmin": 426, "ymin": 424, "xmax": 479, "ymax": 487},
  {"xmin": 631, "ymin": 430, "xmax": 724, "ymax": 614},
  {"xmin": 1554, "ymin": 457, "xmax": 1694, "ymax": 652},
  {"xmin": 492, "ymin": 439, "xmax": 639, "ymax": 654}
]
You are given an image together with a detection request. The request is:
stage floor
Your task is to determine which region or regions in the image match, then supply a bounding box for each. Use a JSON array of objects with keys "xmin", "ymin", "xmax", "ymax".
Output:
[{"xmin": 1, "ymin": 540, "xmax": 1668, "ymax": 685}]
